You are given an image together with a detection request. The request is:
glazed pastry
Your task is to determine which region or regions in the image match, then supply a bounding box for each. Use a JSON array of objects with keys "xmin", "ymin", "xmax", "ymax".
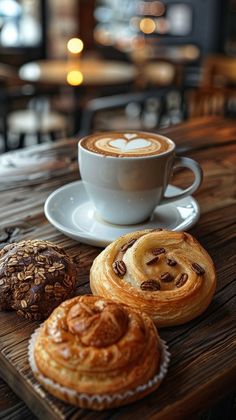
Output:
[
  {"xmin": 0, "ymin": 239, "xmax": 77, "ymax": 320},
  {"xmin": 90, "ymin": 229, "xmax": 216, "ymax": 327},
  {"xmin": 29, "ymin": 295, "xmax": 169, "ymax": 410}
]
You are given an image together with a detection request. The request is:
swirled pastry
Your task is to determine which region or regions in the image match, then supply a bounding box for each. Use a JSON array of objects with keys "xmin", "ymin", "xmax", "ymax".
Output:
[
  {"xmin": 90, "ymin": 229, "xmax": 216, "ymax": 327},
  {"xmin": 29, "ymin": 295, "xmax": 168, "ymax": 410}
]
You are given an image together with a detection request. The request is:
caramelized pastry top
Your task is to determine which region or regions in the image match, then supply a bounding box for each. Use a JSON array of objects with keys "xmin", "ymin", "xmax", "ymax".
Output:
[{"xmin": 33, "ymin": 295, "xmax": 160, "ymax": 394}]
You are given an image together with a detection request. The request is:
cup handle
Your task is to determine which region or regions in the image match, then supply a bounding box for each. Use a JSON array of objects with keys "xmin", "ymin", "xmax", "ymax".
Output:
[{"xmin": 161, "ymin": 156, "xmax": 203, "ymax": 205}]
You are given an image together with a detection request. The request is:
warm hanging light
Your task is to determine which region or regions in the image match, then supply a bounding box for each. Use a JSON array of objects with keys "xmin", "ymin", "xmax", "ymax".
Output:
[
  {"xmin": 67, "ymin": 38, "xmax": 84, "ymax": 54},
  {"xmin": 67, "ymin": 70, "xmax": 83, "ymax": 86},
  {"xmin": 139, "ymin": 18, "xmax": 156, "ymax": 34}
]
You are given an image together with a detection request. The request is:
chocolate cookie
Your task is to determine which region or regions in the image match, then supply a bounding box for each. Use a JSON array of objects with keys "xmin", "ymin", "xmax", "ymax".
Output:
[{"xmin": 0, "ymin": 240, "xmax": 77, "ymax": 320}]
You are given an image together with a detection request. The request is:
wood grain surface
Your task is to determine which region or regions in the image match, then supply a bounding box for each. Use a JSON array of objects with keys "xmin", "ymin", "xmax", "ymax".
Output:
[{"xmin": 0, "ymin": 116, "xmax": 235, "ymax": 419}]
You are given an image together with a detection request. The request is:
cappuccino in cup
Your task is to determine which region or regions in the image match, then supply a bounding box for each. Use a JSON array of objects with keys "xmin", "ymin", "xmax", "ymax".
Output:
[
  {"xmin": 79, "ymin": 131, "xmax": 203, "ymax": 225},
  {"xmin": 80, "ymin": 131, "xmax": 173, "ymax": 157}
]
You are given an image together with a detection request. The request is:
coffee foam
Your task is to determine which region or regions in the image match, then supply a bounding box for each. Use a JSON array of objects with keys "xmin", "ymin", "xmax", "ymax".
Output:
[{"xmin": 80, "ymin": 132, "xmax": 173, "ymax": 157}]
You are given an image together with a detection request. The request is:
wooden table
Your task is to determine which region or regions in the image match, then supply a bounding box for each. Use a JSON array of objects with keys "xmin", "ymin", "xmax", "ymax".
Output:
[
  {"xmin": 18, "ymin": 57, "xmax": 138, "ymax": 135},
  {"xmin": 0, "ymin": 116, "xmax": 235, "ymax": 419}
]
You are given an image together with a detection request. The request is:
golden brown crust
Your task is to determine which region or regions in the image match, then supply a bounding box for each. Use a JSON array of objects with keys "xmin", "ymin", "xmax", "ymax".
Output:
[
  {"xmin": 0, "ymin": 239, "xmax": 77, "ymax": 320},
  {"xmin": 32, "ymin": 295, "xmax": 161, "ymax": 406},
  {"xmin": 90, "ymin": 229, "xmax": 217, "ymax": 327}
]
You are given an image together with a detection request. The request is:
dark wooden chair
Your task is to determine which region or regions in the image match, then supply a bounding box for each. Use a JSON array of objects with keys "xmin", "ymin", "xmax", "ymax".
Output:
[
  {"xmin": 185, "ymin": 55, "xmax": 236, "ymax": 119},
  {"xmin": 78, "ymin": 88, "xmax": 183, "ymax": 137},
  {"xmin": 0, "ymin": 64, "xmax": 68, "ymax": 153}
]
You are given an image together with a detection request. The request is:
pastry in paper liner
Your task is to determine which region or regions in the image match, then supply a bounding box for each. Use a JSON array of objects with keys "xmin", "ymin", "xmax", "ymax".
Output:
[{"xmin": 28, "ymin": 326, "xmax": 170, "ymax": 411}]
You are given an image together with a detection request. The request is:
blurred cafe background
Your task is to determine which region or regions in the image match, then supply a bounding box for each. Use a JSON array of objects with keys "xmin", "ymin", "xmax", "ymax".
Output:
[{"xmin": 0, "ymin": 0, "xmax": 236, "ymax": 152}]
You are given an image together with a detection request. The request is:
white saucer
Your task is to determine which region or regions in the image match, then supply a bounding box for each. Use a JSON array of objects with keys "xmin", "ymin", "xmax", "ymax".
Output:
[{"xmin": 44, "ymin": 180, "xmax": 200, "ymax": 247}]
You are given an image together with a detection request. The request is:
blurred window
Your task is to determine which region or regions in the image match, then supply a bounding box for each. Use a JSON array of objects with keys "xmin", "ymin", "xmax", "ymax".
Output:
[
  {"xmin": 167, "ymin": 4, "xmax": 192, "ymax": 36},
  {"xmin": 0, "ymin": 0, "xmax": 42, "ymax": 47},
  {"xmin": 94, "ymin": 0, "xmax": 194, "ymax": 52}
]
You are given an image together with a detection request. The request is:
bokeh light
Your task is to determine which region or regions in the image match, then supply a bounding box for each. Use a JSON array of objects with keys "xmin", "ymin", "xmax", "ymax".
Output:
[
  {"xmin": 182, "ymin": 45, "xmax": 200, "ymax": 60},
  {"xmin": 67, "ymin": 38, "xmax": 84, "ymax": 54},
  {"xmin": 139, "ymin": 18, "xmax": 156, "ymax": 34},
  {"xmin": 94, "ymin": 26, "xmax": 113, "ymax": 46},
  {"xmin": 150, "ymin": 1, "xmax": 165, "ymax": 16},
  {"xmin": 156, "ymin": 18, "xmax": 170, "ymax": 34},
  {"xmin": 138, "ymin": 1, "xmax": 165, "ymax": 16},
  {"xmin": 67, "ymin": 70, "xmax": 83, "ymax": 86}
]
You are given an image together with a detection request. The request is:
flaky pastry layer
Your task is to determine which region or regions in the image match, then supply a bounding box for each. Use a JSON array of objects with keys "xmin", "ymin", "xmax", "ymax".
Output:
[
  {"xmin": 33, "ymin": 295, "xmax": 160, "ymax": 398},
  {"xmin": 90, "ymin": 230, "xmax": 216, "ymax": 327}
]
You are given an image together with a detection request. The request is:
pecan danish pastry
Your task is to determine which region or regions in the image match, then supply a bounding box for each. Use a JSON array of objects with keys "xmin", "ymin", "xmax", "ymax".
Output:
[
  {"xmin": 0, "ymin": 239, "xmax": 77, "ymax": 320},
  {"xmin": 90, "ymin": 230, "xmax": 216, "ymax": 327},
  {"xmin": 29, "ymin": 295, "xmax": 169, "ymax": 410}
]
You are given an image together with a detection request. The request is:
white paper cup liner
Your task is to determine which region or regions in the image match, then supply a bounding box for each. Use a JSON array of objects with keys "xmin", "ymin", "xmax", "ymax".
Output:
[{"xmin": 28, "ymin": 326, "xmax": 171, "ymax": 410}]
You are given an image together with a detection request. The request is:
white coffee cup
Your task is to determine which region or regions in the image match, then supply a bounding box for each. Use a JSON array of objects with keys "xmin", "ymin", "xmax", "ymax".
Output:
[{"xmin": 78, "ymin": 131, "xmax": 203, "ymax": 225}]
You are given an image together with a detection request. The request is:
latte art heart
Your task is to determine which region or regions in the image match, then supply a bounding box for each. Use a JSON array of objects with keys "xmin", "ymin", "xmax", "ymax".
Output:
[
  {"xmin": 109, "ymin": 138, "xmax": 152, "ymax": 151},
  {"xmin": 81, "ymin": 131, "xmax": 173, "ymax": 157},
  {"xmin": 124, "ymin": 133, "xmax": 137, "ymax": 140}
]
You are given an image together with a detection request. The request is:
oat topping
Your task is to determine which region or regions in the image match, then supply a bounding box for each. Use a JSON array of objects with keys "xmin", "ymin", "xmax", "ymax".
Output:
[{"xmin": 0, "ymin": 239, "xmax": 77, "ymax": 320}]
